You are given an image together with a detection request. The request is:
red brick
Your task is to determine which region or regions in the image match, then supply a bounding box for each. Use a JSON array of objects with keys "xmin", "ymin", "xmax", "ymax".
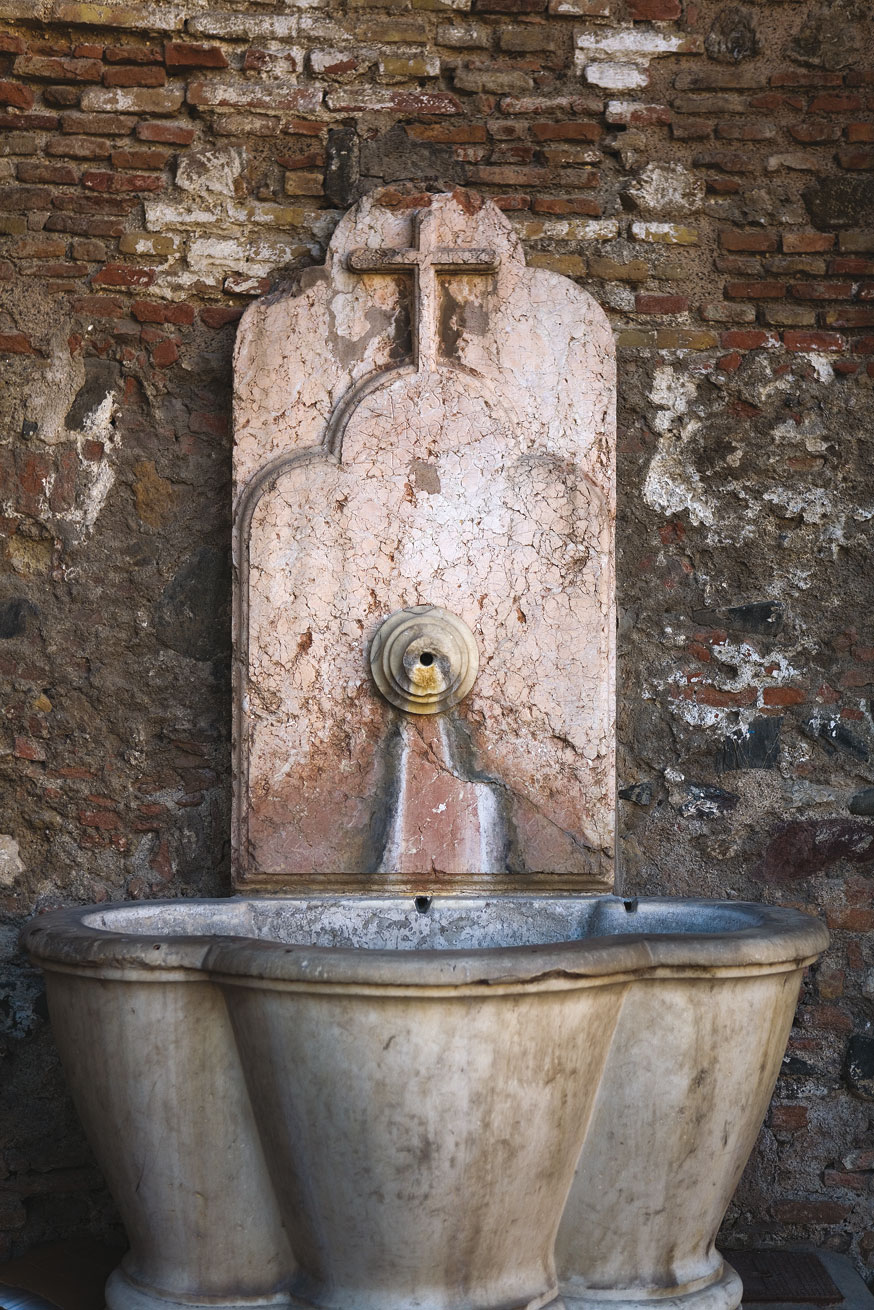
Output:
[
  {"xmin": 725, "ymin": 281, "xmax": 786, "ymax": 299},
  {"xmin": 0, "ymin": 34, "xmax": 26, "ymax": 54},
  {"xmin": 468, "ymin": 165, "xmax": 553, "ymax": 185},
  {"xmin": 27, "ymin": 38, "xmax": 73, "ymax": 55},
  {"xmin": 338, "ymin": 89, "xmax": 458, "ymax": 115},
  {"xmin": 135, "ymin": 121, "xmax": 195, "ymax": 145},
  {"xmin": 627, "ymin": 0, "xmax": 680, "ymax": 15},
  {"xmin": 823, "ymin": 308, "xmax": 874, "ymax": 328},
  {"xmin": 0, "ymin": 185, "xmax": 53, "ymax": 211},
  {"xmin": 788, "ymin": 122, "xmax": 840, "ymax": 144},
  {"xmin": 783, "ymin": 330, "xmax": 844, "ymax": 351},
  {"xmin": 693, "ymin": 151, "xmax": 758, "ymax": 173},
  {"xmin": 0, "ymin": 332, "xmax": 35, "ymax": 354},
  {"xmin": 13, "ymin": 55, "xmax": 102, "ymax": 82},
  {"xmin": 43, "ymin": 88, "xmax": 82, "ymax": 108},
  {"xmin": 26, "ymin": 260, "xmax": 91, "ymax": 279},
  {"xmin": 16, "ymin": 452, "xmax": 51, "ymax": 502},
  {"xmin": 0, "ymin": 81, "xmax": 34, "ymax": 110},
  {"xmin": 790, "ymin": 281, "xmax": 854, "ymax": 300},
  {"xmin": 720, "ymin": 329, "xmax": 772, "ymax": 349},
  {"xmin": 672, "ymin": 685, "xmax": 757, "ymax": 709},
  {"xmin": 807, "ymin": 1002, "xmax": 855, "ymax": 1033},
  {"xmin": 707, "ymin": 177, "xmax": 742, "ymax": 194},
  {"xmin": 150, "ymin": 339, "xmax": 180, "ymax": 367},
  {"xmin": 839, "ymin": 146, "xmax": 874, "ymax": 170},
  {"xmin": 769, "ymin": 69, "xmax": 843, "ymax": 88},
  {"xmin": 672, "ymin": 119, "xmax": 713, "ymax": 140},
  {"xmin": 92, "ymin": 263, "xmax": 155, "ymax": 287},
  {"xmin": 104, "ymin": 44, "xmax": 162, "ymax": 64},
  {"xmin": 532, "ymin": 195, "xmax": 600, "ymax": 215},
  {"xmin": 720, "ymin": 230, "xmax": 778, "ymax": 253},
  {"xmin": 810, "ymin": 93, "xmax": 863, "ymax": 113},
  {"xmin": 716, "ymin": 121, "xmax": 775, "ymax": 141},
  {"xmin": 719, "ymin": 258, "xmax": 768, "ymax": 276},
  {"xmin": 16, "ymin": 235, "xmax": 68, "ymax": 258},
  {"xmin": 71, "ymin": 294, "xmax": 126, "ymax": 317},
  {"xmin": 164, "ymin": 42, "xmax": 228, "ymax": 69},
  {"xmin": 770, "ymin": 1105, "xmax": 808, "ymax": 1131},
  {"xmin": 45, "ymin": 213, "xmax": 125, "ymax": 236},
  {"xmin": 15, "ymin": 737, "xmax": 46, "ymax": 762},
  {"xmin": 245, "ymin": 47, "xmax": 301, "ymax": 73},
  {"xmin": 71, "ymin": 237, "xmax": 106, "ymax": 261},
  {"xmin": 103, "ymin": 66, "xmax": 167, "ymax": 88},
  {"xmin": 501, "ymin": 95, "xmax": 601, "ymax": 116},
  {"xmin": 750, "ymin": 93, "xmax": 804, "ymax": 111},
  {"xmin": 74, "ymin": 44, "xmax": 103, "ymax": 59},
  {"xmin": 407, "ymin": 124, "xmax": 488, "ymax": 144},
  {"xmin": 493, "ymin": 194, "xmax": 531, "ymax": 210},
  {"xmin": 200, "ymin": 306, "xmax": 244, "ymax": 328},
  {"xmin": 187, "ymin": 413, "xmax": 227, "ymax": 439},
  {"xmin": 82, "ymin": 170, "xmax": 164, "ymax": 192},
  {"xmin": 531, "ymin": 120, "xmax": 601, "ymax": 141},
  {"xmin": 822, "ymin": 1171, "xmax": 872, "ymax": 1193},
  {"xmin": 0, "ymin": 111, "xmax": 58, "ymax": 130},
  {"xmin": 61, "ymin": 111, "xmax": 135, "ymax": 135},
  {"xmin": 49, "ymin": 446, "xmax": 78, "ymax": 513},
  {"xmin": 717, "ymin": 351, "xmax": 742, "ymax": 371},
  {"xmin": 45, "ymin": 134, "xmax": 111, "ymax": 160},
  {"xmin": 276, "ymin": 149, "xmax": 324, "ymax": 171},
  {"xmin": 608, "ymin": 103, "xmax": 671, "ymax": 127},
  {"xmin": 111, "ymin": 147, "xmax": 171, "ymax": 170},
  {"xmin": 635, "ymin": 294, "xmax": 689, "ymax": 314},
  {"xmin": 840, "ymin": 666, "xmax": 874, "ymax": 686},
  {"xmin": 16, "ymin": 162, "xmax": 79, "ymax": 184},
  {"xmin": 540, "ymin": 151, "xmax": 598, "ymax": 175},
  {"xmin": 762, "ymin": 687, "xmax": 806, "ymax": 706},
  {"xmin": 53, "ymin": 193, "xmax": 139, "ymax": 216},
  {"xmin": 846, "ymin": 123, "xmax": 874, "ymax": 143},
  {"xmin": 79, "ymin": 809, "xmax": 120, "ymax": 829},
  {"xmin": 131, "ymin": 300, "xmax": 194, "ymax": 324},
  {"xmin": 473, "ymin": 0, "xmax": 546, "ymax": 10},
  {"xmin": 783, "ymin": 232, "xmax": 834, "ymax": 253}
]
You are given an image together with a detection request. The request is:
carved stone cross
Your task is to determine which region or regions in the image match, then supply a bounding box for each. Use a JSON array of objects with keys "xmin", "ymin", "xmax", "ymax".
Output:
[{"xmin": 347, "ymin": 206, "xmax": 497, "ymax": 373}]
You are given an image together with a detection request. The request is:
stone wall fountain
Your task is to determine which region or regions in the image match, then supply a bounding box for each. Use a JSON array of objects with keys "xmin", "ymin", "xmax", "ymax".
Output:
[{"xmin": 23, "ymin": 190, "xmax": 828, "ymax": 1310}]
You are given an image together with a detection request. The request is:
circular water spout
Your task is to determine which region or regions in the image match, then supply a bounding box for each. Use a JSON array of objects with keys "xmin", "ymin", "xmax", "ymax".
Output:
[{"xmin": 369, "ymin": 604, "xmax": 478, "ymax": 714}]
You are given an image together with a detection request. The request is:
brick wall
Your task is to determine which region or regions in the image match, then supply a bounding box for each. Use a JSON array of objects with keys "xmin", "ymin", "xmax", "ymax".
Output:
[{"xmin": 0, "ymin": 0, "xmax": 872, "ymax": 1277}]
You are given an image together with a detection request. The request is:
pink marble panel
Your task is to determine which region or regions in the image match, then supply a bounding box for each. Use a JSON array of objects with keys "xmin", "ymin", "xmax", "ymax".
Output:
[{"xmin": 233, "ymin": 190, "xmax": 615, "ymax": 891}]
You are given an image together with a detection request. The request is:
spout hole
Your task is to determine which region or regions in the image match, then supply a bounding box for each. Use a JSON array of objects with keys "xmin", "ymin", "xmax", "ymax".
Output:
[
  {"xmin": 623, "ymin": 899, "xmax": 638, "ymax": 913},
  {"xmin": 414, "ymin": 895, "xmax": 432, "ymax": 914},
  {"xmin": 419, "ymin": 651, "xmax": 435, "ymax": 666}
]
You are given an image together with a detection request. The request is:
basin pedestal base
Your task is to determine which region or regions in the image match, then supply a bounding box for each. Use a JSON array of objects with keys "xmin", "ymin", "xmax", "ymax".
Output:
[
  {"xmin": 562, "ymin": 1262, "xmax": 743, "ymax": 1310},
  {"xmin": 105, "ymin": 1266, "xmax": 293, "ymax": 1310},
  {"xmin": 285, "ymin": 1291, "xmax": 565, "ymax": 1310}
]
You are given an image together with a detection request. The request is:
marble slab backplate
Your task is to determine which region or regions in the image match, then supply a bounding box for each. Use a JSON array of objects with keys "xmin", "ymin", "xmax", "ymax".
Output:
[{"xmin": 232, "ymin": 189, "xmax": 615, "ymax": 893}]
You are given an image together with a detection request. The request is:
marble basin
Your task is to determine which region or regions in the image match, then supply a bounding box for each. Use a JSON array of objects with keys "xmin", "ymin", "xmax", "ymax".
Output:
[{"xmin": 22, "ymin": 895, "xmax": 826, "ymax": 1310}]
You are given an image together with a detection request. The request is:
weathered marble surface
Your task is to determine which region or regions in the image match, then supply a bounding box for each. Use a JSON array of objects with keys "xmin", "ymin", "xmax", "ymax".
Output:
[
  {"xmin": 22, "ymin": 896, "xmax": 829, "ymax": 1310},
  {"xmin": 232, "ymin": 190, "xmax": 615, "ymax": 891}
]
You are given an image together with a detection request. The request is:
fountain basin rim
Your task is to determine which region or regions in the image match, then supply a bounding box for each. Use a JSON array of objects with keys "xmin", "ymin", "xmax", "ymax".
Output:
[{"xmin": 21, "ymin": 896, "xmax": 829, "ymax": 987}]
